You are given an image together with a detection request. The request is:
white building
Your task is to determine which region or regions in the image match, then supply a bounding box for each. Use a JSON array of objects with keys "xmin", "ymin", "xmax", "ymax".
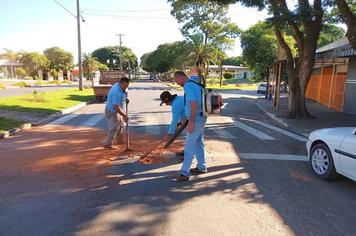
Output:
[{"xmin": 208, "ymin": 65, "xmax": 254, "ymax": 79}]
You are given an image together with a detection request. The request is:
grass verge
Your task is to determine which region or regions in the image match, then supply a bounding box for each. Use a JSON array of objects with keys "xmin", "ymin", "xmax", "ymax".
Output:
[
  {"xmin": 0, "ymin": 88, "xmax": 94, "ymax": 114},
  {"xmin": 0, "ymin": 117, "xmax": 23, "ymax": 133},
  {"xmin": 166, "ymin": 78, "xmax": 258, "ymax": 91}
]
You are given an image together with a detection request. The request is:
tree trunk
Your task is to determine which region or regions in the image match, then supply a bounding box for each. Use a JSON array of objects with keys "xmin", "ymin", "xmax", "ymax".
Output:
[
  {"xmin": 286, "ymin": 67, "xmax": 308, "ymax": 118},
  {"xmin": 335, "ymin": 0, "xmax": 356, "ymax": 50},
  {"xmin": 219, "ymin": 64, "xmax": 223, "ymax": 87}
]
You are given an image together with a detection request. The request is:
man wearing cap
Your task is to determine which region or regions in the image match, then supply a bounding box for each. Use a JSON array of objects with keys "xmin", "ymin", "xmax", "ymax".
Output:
[
  {"xmin": 173, "ymin": 71, "xmax": 207, "ymax": 181},
  {"xmin": 160, "ymin": 91, "xmax": 186, "ymax": 155},
  {"xmin": 103, "ymin": 77, "xmax": 130, "ymax": 149}
]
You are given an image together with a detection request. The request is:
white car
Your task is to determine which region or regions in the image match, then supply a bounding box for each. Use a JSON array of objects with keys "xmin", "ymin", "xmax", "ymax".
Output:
[{"xmin": 306, "ymin": 127, "xmax": 356, "ymax": 181}]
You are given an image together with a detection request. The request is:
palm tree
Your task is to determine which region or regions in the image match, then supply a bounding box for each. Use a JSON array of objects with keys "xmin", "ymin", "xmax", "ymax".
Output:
[
  {"xmin": 175, "ymin": 33, "xmax": 225, "ymax": 87},
  {"xmin": 82, "ymin": 53, "xmax": 99, "ymax": 80}
]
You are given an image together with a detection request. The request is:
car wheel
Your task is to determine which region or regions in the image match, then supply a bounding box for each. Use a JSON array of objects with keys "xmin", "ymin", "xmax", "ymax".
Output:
[{"xmin": 309, "ymin": 143, "xmax": 338, "ymax": 180}]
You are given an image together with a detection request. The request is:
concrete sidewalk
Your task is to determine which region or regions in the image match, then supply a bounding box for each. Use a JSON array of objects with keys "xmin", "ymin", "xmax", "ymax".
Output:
[{"xmin": 256, "ymin": 97, "xmax": 356, "ymax": 136}]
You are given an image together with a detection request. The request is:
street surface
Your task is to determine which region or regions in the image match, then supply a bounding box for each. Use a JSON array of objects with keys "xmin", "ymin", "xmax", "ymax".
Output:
[{"xmin": 0, "ymin": 82, "xmax": 355, "ymax": 235}]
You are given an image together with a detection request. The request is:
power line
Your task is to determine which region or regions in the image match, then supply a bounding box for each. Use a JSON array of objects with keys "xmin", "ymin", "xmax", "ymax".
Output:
[
  {"xmin": 53, "ymin": 0, "xmax": 76, "ymax": 18},
  {"xmin": 81, "ymin": 8, "xmax": 169, "ymax": 13},
  {"xmin": 82, "ymin": 12, "xmax": 171, "ymax": 19},
  {"xmin": 53, "ymin": 0, "xmax": 85, "ymax": 22}
]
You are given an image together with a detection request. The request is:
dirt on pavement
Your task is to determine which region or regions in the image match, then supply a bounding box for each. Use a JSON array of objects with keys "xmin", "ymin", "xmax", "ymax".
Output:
[{"xmin": 0, "ymin": 124, "xmax": 183, "ymax": 205}]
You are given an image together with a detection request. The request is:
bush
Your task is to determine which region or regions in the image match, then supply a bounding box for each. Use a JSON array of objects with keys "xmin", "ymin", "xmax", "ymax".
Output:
[
  {"xmin": 24, "ymin": 76, "xmax": 33, "ymax": 80},
  {"xmin": 13, "ymin": 82, "xmax": 31, "ymax": 88},
  {"xmin": 48, "ymin": 80, "xmax": 62, "ymax": 86},
  {"xmin": 223, "ymin": 72, "xmax": 234, "ymax": 79},
  {"xmin": 35, "ymin": 81, "xmax": 46, "ymax": 87},
  {"xmin": 0, "ymin": 83, "xmax": 5, "ymax": 89},
  {"xmin": 15, "ymin": 68, "xmax": 26, "ymax": 78}
]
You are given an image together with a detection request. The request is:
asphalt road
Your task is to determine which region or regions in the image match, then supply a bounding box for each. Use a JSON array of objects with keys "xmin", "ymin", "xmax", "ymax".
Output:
[{"xmin": 1, "ymin": 82, "xmax": 355, "ymax": 235}]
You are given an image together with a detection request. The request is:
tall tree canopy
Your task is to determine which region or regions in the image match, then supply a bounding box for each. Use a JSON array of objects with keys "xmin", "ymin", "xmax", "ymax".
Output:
[
  {"xmin": 43, "ymin": 47, "xmax": 74, "ymax": 72},
  {"xmin": 334, "ymin": 0, "xmax": 356, "ymax": 49},
  {"xmin": 318, "ymin": 23, "xmax": 345, "ymax": 47},
  {"xmin": 205, "ymin": 0, "xmax": 341, "ymax": 118},
  {"xmin": 222, "ymin": 56, "xmax": 244, "ymax": 66},
  {"xmin": 20, "ymin": 52, "xmax": 49, "ymax": 78},
  {"xmin": 143, "ymin": 41, "xmax": 189, "ymax": 73},
  {"xmin": 240, "ymin": 22, "xmax": 278, "ymax": 82},
  {"xmin": 140, "ymin": 52, "xmax": 154, "ymax": 72},
  {"xmin": 168, "ymin": 0, "xmax": 240, "ymax": 85},
  {"xmin": 92, "ymin": 46, "xmax": 138, "ymax": 71}
]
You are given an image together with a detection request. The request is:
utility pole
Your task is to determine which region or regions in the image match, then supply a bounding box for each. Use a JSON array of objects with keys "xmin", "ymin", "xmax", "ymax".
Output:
[
  {"xmin": 115, "ymin": 34, "xmax": 124, "ymax": 71},
  {"xmin": 76, "ymin": 0, "xmax": 83, "ymax": 90}
]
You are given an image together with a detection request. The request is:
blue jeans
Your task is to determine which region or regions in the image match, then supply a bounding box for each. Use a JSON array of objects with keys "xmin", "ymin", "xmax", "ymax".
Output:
[{"xmin": 181, "ymin": 119, "xmax": 207, "ymax": 177}]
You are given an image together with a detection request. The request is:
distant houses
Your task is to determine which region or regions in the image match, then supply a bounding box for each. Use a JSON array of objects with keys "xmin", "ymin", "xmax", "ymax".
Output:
[
  {"xmin": 0, "ymin": 59, "xmax": 22, "ymax": 78},
  {"xmin": 208, "ymin": 65, "xmax": 254, "ymax": 80}
]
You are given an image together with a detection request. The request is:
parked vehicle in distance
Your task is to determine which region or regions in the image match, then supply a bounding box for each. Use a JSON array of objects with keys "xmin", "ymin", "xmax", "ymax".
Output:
[
  {"xmin": 306, "ymin": 127, "xmax": 356, "ymax": 181},
  {"xmin": 257, "ymin": 82, "xmax": 270, "ymax": 94}
]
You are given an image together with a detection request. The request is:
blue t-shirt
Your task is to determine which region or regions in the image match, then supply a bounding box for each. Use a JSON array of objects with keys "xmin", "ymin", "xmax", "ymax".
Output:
[
  {"xmin": 106, "ymin": 83, "xmax": 126, "ymax": 112},
  {"xmin": 189, "ymin": 75, "xmax": 200, "ymax": 82},
  {"xmin": 168, "ymin": 96, "xmax": 185, "ymax": 134},
  {"xmin": 184, "ymin": 79, "xmax": 204, "ymax": 122}
]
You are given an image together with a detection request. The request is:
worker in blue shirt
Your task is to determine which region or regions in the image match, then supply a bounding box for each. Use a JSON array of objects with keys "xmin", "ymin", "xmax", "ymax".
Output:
[
  {"xmin": 103, "ymin": 77, "xmax": 129, "ymax": 149},
  {"xmin": 160, "ymin": 91, "xmax": 186, "ymax": 156},
  {"xmin": 173, "ymin": 71, "xmax": 207, "ymax": 181}
]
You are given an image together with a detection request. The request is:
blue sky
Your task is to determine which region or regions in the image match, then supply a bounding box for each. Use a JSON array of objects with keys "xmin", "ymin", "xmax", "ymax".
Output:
[{"xmin": 0, "ymin": 0, "xmax": 270, "ymax": 62}]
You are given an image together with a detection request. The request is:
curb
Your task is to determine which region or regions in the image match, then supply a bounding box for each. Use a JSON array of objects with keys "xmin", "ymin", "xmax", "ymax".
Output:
[
  {"xmin": 256, "ymin": 101, "xmax": 289, "ymax": 128},
  {"xmin": 0, "ymin": 99, "xmax": 96, "ymax": 139},
  {"xmin": 0, "ymin": 123, "xmax": 32, "ymax": 139}
]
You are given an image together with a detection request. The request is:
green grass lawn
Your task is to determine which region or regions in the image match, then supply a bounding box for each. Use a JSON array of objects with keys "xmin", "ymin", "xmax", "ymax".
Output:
[
  {"xmin": 0, "ymin": 88, "xmax": 94, "ymax": 114},
  {"xmin": 0, "ymin": 117, "xmax": 23, "ymax": 133}
]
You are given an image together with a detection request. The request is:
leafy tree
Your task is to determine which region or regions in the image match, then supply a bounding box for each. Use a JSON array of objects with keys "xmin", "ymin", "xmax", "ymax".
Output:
[
  {"xmin": 334, "ymin": 0, "xmax": 356, "ymax": 49},
  {"xmin": 206, "ymin": 0, "xmax": 333, "ymax": 118},
  {"xmin": 98, "ymin": 63, "xmax": 109, "ymax": 72},
  {"xmin": 43, "ymin": 47, "xmax": 74, "ymax": 79},
  {"xmin": 168, "ymin": 0, "xmax": 240, "ymax": 86},
  {"xmin": 144, "ymin": 41, "xmax": 189, "ymax": 73},
  {"xmin": 176, "ymin": 33, "xmax": 226, "ymax": 85},
  {"xmin": 140, "ymin": 52, "xmax": 154, "ymax": 72},
  {"xmin": 318, "ymin": 23, "xmax": 345, "ymax": 47},
  {"xmin": 240, "ymin": 22, "xmax": 293, "ymax": 82},
  {"xmin": 92, "ymin": 46, "xmax": 138, "ymax": 71},
  {"xmin": 82, "ymin": 53, "xmax": 100, "ymax": 80},
  {"xmin": 222, "ymin": 56, "xmax": 244, "ymax": 66},
  {"xmin": 15, "ymin": 68, "xmax": 26, "ymax": 78},
  {"xmin": 20, "ymin": 52, "xmax": 50, "ymax": 78}
]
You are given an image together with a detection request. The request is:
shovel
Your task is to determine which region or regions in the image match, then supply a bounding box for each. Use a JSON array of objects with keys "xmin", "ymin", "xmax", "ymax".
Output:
[{"xmin": 125, "ymin": 99, "xmax": 132, "ymax": 152}]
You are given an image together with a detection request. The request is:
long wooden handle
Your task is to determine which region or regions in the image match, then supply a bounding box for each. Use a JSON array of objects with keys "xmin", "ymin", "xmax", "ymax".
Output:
[
  {"xmin": 126, "ymin": 102, "xmax": 130, "ymax": 149},
  {"xmin": 140, "ymin": 140, "xmax": 165, "ymax": 159},
  {"xmin": 164, "ymin": 120, "xmax": 189, "ymax": 148}
]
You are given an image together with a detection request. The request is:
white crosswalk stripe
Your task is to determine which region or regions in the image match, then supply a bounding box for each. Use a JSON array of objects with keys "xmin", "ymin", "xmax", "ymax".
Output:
[
  {"xmin": 241, "ymin": 118, "xmax": 307, "ymax": 142},
  {"xmin": 81, "ymin": 114, "xmax": 104, "ymax": 127},
  {"xmin": 210, "ymin": 127, "xmax": 235, "ymax": 139},
  {"xmin": 239, "ymin": 153, "xmax": 308, "ymax": 162},
  {"xmin": 48, "ymin": 114, "xmax": 80, "ymax": 125},
  {"xmin": 233, "ymin": 119, "xmax": 275, "ymax": 141}
]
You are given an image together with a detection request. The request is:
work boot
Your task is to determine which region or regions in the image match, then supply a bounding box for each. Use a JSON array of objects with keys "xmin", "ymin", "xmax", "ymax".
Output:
[
  {"xmin": 103, "ymin": 144, "xmax": 115, "ymax": 149},
  {"xmin": 190, "ymin": 167, "xmax": 207, "ymax": 175},
  {"xmin": 174, "ymin": 174, "xmax": 189, "ymax": 182},
  {"xmin": 175, "ymin": 150, "xmax": 184, "ymax": 156}
]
